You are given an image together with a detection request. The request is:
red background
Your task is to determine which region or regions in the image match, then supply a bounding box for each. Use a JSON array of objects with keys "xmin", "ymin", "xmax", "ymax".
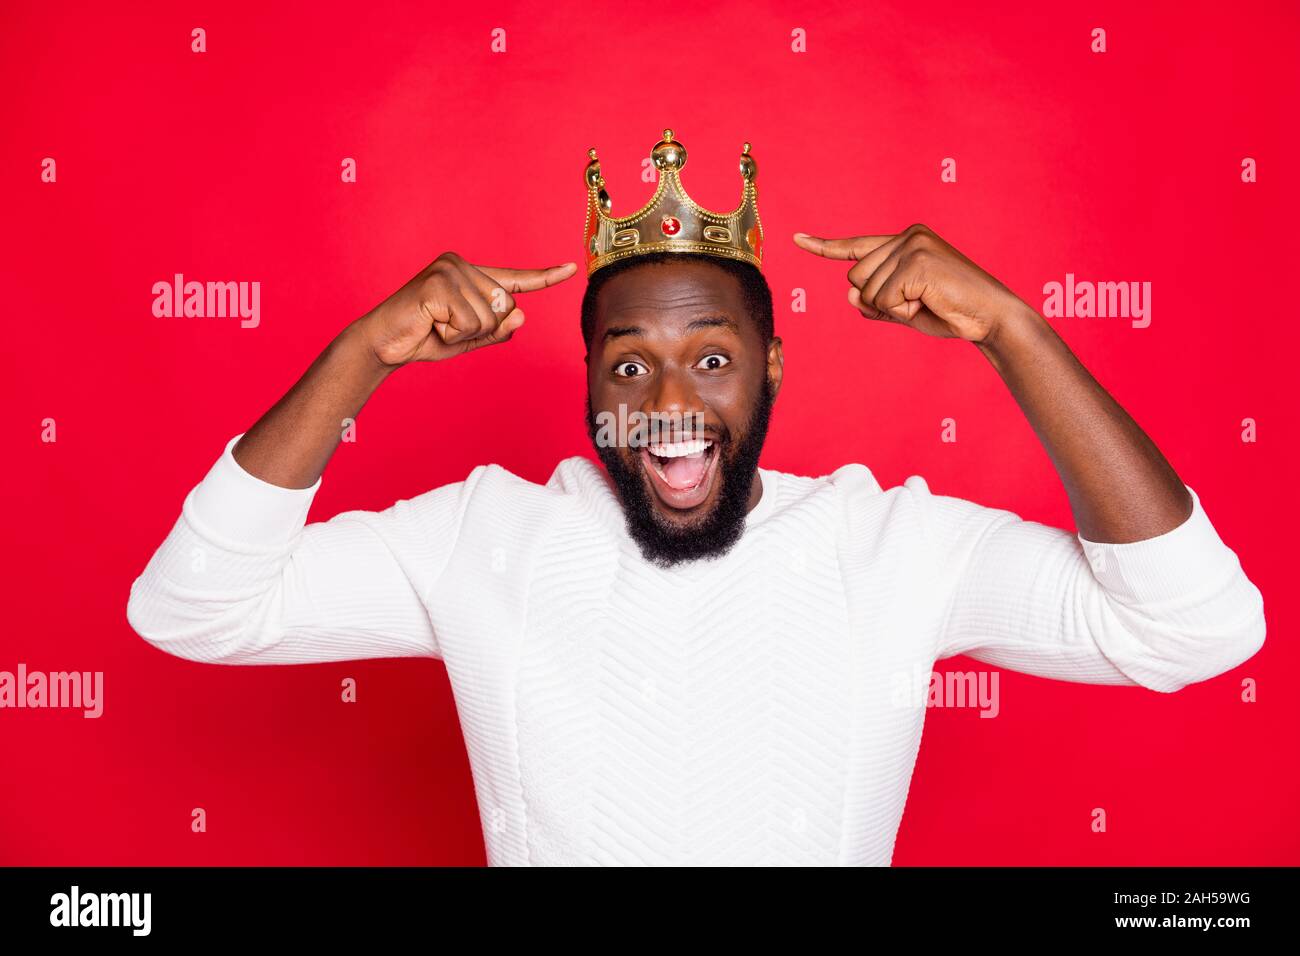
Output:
[{"xmin": 2, "ymin": 0, "xmax": 1296, "ymax": 865}]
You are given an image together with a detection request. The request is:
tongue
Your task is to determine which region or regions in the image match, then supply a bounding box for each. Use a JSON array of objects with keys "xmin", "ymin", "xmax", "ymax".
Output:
[{"xmin": 662, "ymin": 452, "xmax": 709, "ymax": 490}]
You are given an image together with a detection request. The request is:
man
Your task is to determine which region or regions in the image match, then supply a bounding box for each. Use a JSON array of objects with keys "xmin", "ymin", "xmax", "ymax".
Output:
[{"xmin": 127, "ymin": 130, "xmax": 1265, "ymax": 866}]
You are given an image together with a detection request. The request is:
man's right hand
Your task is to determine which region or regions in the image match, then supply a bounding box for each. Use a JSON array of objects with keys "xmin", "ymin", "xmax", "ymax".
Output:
[
  {"xmin": 359, "ymin": 252, "xmax": 579, "ymax": 366},
  {"xmin": 233, "ymin": 251, "xmax": 576, "ymax": 489}
]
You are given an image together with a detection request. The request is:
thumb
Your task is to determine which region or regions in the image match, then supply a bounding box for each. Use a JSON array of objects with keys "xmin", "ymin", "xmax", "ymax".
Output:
[
  {"xmin": 495, "ymin": 307, "xmax": 526, "ymax": 341},
  {"xmin": 463, "ymin": 307, "xmax": 526, "ymax": 352}
]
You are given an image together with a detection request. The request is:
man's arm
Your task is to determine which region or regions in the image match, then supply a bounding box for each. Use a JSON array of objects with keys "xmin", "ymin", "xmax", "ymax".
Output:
[
  {"xmin": 127, "ymin": 252, "xmax": 577, "ymax": 664},
  {"xmin": 897, "ymin": 476, "xmax": 1264, "ymax": 692},
  {"xmin": 794, "ymin": 223, "xmax": 1186, "ymax": 543},
  {"xmin": 797, "ymin": 224, "xmax": 1265, "ymax": 690}
]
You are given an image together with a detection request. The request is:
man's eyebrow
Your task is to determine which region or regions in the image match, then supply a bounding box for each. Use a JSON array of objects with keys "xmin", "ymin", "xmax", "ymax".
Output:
[
  {"xmin": 685, "ymin": 315, "xmax": 740, "ymax": 334},
  {"xmin": 601, "ymin": 314, "xmax": 739, "ymax": 343},
  {"xmin": 602, "ymin": 325, "xmax": 643, "ymax": 342}
]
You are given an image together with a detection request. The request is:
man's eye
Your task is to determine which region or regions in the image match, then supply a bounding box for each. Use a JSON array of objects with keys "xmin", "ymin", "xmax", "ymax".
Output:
[
  {"xmin": 696, "ymin": 354, "xmax": 730, "ymax": 370},
  {"xmin": 615, "ymin": 361, "xmax": 647, "ymax": 377}
]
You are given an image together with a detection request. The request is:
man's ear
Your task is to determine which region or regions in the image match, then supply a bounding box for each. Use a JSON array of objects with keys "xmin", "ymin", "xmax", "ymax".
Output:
[{"xmin": 767, "ymin": 336, "xmax": 784, "ymax": 398}]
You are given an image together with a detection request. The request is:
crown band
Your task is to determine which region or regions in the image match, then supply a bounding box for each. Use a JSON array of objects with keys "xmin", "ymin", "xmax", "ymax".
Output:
[{"xmin": 582, "ymin": 129, "xmax": 764, "ymax": 277}]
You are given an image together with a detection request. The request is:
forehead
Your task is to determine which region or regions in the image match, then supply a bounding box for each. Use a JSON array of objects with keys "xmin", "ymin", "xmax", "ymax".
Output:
[{"xmin": 592, "ymin": 260, "xmax": 749, "ymax": 338}]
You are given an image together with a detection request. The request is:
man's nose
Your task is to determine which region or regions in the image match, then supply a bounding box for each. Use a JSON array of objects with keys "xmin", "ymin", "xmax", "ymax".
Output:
[{"xmin": 642, "ymin": 365, "xmax": 702, "ymax": 420}]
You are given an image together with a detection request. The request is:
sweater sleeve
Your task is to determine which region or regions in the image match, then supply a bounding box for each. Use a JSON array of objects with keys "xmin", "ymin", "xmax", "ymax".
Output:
[
  {"xmin": 126, "ymin": 434, "xmax": 480, "ymax": 665},
  {"xmin": 922, "ymin": 478, "xmax": 1266, "ymax": 693}
]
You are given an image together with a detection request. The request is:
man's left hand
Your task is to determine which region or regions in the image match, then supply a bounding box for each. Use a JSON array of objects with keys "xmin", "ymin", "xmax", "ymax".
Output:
[{"xmin": 792, "ymin": 223, "xmax": 1030, "ymax": 344}]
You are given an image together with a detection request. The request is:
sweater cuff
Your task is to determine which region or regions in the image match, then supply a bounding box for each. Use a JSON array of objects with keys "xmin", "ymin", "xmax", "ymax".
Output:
[
  {"xmin": 1076, "ymin": 486, "xmax": 1236, "ymax": 606},
  {"xmin": 184, "ymin": 433, "xmax": 322, "ymax": 548}
]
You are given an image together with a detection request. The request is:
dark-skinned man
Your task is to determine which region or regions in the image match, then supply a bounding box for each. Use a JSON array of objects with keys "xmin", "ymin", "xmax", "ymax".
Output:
[{"xmin": 128, "ymin": 131, "xmax": 1264, "ymax": 866}]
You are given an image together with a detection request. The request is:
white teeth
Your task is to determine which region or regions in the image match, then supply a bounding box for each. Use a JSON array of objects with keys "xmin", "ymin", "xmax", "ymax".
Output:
[{"xmin": 648, "ymin": 439, "xmax": 713, "ymax": 458}]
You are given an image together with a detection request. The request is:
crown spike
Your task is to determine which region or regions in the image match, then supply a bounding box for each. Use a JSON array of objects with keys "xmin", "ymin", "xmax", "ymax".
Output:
[
  {"xmin": 584, "ymin": 147, "xmax": 604, "ymax": 191},
  {"xmin": 651, "ymin": 129, "xmax": 686, "ymax": 172},
  {"xmin": 739, "ymin": 141, "xmax": 757, "ymax": 182}
]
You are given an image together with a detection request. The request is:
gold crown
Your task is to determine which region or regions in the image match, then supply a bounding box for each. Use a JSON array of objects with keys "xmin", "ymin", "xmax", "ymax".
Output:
[{"xmin": 582, "ymin": 128, "xmax": 763, "ymax": 276}]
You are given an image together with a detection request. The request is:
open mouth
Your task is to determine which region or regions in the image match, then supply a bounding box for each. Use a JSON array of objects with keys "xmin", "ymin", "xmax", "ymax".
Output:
[{"xmin": 639, "ymin": 437, "xmax": 720, "ymax": 511}]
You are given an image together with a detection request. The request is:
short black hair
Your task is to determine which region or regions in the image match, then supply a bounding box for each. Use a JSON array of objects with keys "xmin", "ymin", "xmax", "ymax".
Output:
[{"xmin": 580, "ymin": 251, "xmax": 774, "ymax": 351}]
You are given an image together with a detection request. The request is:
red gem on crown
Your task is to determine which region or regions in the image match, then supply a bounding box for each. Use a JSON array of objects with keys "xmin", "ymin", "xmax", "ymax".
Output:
[{"xmin": 661, "ymin": 216, "xmax": 682, "ymax": 236}]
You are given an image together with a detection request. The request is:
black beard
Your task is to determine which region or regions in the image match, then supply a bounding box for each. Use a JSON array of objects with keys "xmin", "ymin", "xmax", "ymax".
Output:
[{"xmin": 585, "ymin": 378, "xmax": 775, "ymax": 569}]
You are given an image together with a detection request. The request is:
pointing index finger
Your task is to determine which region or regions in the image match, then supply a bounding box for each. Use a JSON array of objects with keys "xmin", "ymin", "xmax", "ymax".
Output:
[
  {"xmin": 792, "ymin": 233, "xmax": 895, "ymax": 261},
  {"xmin": 473, "ymin": 261, "xmax": 579, "ymax": 294}
]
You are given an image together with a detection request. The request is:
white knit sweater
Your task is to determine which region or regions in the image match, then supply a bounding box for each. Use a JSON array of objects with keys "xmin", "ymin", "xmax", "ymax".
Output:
[{"xmin": 127, "ymin": 434, "xmax": 1266, "ymax": 866}]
